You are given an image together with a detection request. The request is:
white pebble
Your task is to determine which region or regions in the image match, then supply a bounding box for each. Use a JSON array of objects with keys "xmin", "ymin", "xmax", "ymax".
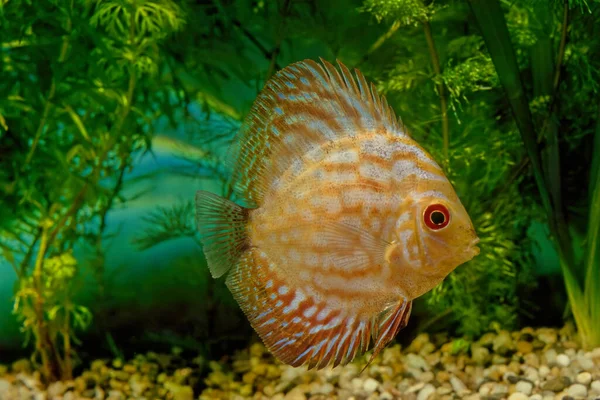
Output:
[
  {"xmin": 508, "ymin": 393, "xmax": 528, "ymax": 400},
  {"xmin": 529, "ymin": 395, "xmax": 542, "ymax": 400},
  {"xmin": 492, "ymin": 384, "xmax": 508, "ymax": 395},
  {"xmin": 416, "ymin": 384, "xmax": 436, "ymax": 400},
  {"xmin": 576, "ymin": 355, "xmax": 595, "ymax": 370},
  {"xmin": 591, "ymin": 380, "xmax": 600, "ymax": 395},
  {"xmin": 379, "ymin": 391, "xmax": 393, "ymax": 400},
  {"xmin": 539, "ymin": 365, "xmax": 550, "ymax": 378},
  {"xmin": 516, "ymin": 380, "xmax": 533, "ymax": 395},
  {"xmin": 363, "ymin": 378, "xmax": 379, "ymax": 394},
  {"xmin": 567, "ymin": 383, "xmax": 587, "ymax": 398},
  {"xmin": 556, "ymin": 354, "xmax": 570, "ymax": 367},
  {"xmin": 576, "ymin": 371, "xmax": 592, "ymax": 385},
  {"xmin": 544, "ymin": 349, "xmax": 557, "ymax": 364},
  {"xmin": 450, "ymin": 375, "xmax": 468, "ymax": 394}
]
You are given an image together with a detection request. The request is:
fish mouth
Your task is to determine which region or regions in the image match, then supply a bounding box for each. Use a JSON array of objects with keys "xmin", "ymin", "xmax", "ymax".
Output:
[{"xmin": 469, "ymin": 237, "xmax": 481, "ymax": 257}]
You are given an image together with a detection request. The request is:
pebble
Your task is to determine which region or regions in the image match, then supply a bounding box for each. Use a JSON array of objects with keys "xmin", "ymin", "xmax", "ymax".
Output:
[
  {"xmin": 544, "ymin": 349, "xmax": 558, "ymax": 364},
  {"xmin": 508, "ymin": 393, "xmax": 528, "ymax": 400},
  {"xmin": 0, "ymin": 326, "xmax": 598, "ymax": 400},
  {"xmin": 591, "ymin": 380, "xmax": 600, "ymax": 395},
  {"xmin": 0, "ymin": 379, "xmax": 10, "ymax": 395},
  {"xmin": 541, "ymin": 377, "xmax": 569, "ymax": 392},
  {"xmin": 515, "ymin": 380, "xmax": 533, "ymax": 395},
  {"xmin": 567, "ymin": 383, "xmax": 587, "ymax": 398},
  {"xmin": 449, "ymin": 375, "xmax": 469, "ymax": 396},
  {"xmin": 576, "ymin": 355, "xmax": 595, "ymax": 370},
  {"xmin": 363, "ymin": 378, "xmax": 379, "ymax": 394},
  {"xmin": 575, "ymin": 371, "xmax": 591, "ymax": 385},
  {"xmin": 556, "ymin": 354, "xmax": 570, "ymax": 367},
  {"xmin": 492, "ymin": 383, "xmax": 509, "ymax": 396},
  {"xmin": 516, "ymin": 341, "xmax": 534, "ymax": 354},
  {"xmin": 417, "ymin": 384, "xmax": 436, "ymax": 400}
]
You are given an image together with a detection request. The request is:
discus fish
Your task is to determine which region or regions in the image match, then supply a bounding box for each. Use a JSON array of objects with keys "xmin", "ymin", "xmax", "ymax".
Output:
[{"xmin": 195, "ymin": 59, "xmax": 480, "ymax": 370}]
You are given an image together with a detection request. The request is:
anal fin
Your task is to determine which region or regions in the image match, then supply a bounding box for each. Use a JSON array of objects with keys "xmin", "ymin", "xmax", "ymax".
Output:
[
  {"xmin": 361, "ymin": 299, "xmax": 412, "ymax": 373},
  {"xmin": 225, "ymin": 247, "xmax": 412, "ymax": 370}
]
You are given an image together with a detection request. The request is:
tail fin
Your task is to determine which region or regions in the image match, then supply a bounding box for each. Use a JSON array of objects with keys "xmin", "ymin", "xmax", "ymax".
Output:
[{"xmin": 195, "ymin": 190, "xmax": 251, "ymax": 278}]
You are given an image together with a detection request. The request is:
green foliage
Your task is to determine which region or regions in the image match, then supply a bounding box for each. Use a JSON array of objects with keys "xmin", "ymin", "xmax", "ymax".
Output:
[
  {"xmin": 360, "ymin": 0, "xmax": 434, "ymax": 25},
  {"xmin": 132, "ymin": 201, "xmax": 198, "ymax": 250},
  {"xmin": 468, "ymin": 0, "xmax": 600, "ymax": 347},
  {"xmin": 0, "ymin": 0, "xmax": 184, "ymax": 381}
]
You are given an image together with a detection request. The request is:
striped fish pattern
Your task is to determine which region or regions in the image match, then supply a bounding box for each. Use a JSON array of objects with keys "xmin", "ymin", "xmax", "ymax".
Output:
[{"xmin": 196, "ymin": 59, "xmax": 480, "ymax": 370}]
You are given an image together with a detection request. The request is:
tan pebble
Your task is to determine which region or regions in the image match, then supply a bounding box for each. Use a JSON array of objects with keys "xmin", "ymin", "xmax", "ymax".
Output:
[
  {"xmin": 478, "ymin": 382, "xmax": 495, "ymax": 395},
  {"xmin": 436, "ymin": 371, "xmax": 450, "ymax": 383},
  {"xmin": 239, "ymin": 384, "xmax": 253, "ymax": 397},
  {"xmin": 416, "ymin": 384, "xmax": 435, "ymax": 400},
  {"xmin": 537, "ymin": 329, "xmax": 558, "ymax": 345},
  {"xmin": 436, "ymin": 385, "xmax": 453, "ymax": 395},
  {"xmin": 590, "ymin": 380, "xmax": 600, "ymax": 394},
  {"xmin": 243, "ymin": 372, "xmax": 256, "ymax": 385},
  {"xmin": 524, "ymin": 353, "xmax": 540, "ymax": 368},
  {"xmin": 575, "ymin": 371, "xmax": 591, "ymax": 385},
  {"xmin": 407, "ymin": 382, "xmax": 425, "ymax": 393},
  {"xmin": 567, "ymin": 383, "xmax": 587, "ymax": 398},
  {"xmin": 508, "ymin": 393, "xmax": 528, "ymax": 400},
  {"xmin": 379, "ymin": 391, "xmax": 394, "ymax": 400},
  {"xmin": 284, "ymin": 387, "xmax": 307, "ymax": 400},
  {"xmin": 421, "ymin": 371, "xmax": 434, "ymax": 383},
  {"xmin": 517, "ymin": 341, "xmax": 534, "ymax": 354},
  {"xmin": 508, "ymin": 361, "xmax": 521, "ymax": 374},
  {"xmin": 440, "ymin": 342, "xmax": 453, "ymax": 354}
]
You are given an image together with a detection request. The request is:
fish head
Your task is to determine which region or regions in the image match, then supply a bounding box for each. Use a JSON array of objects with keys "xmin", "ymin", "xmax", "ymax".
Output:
[
  {"xmin": 412, "ymin": 182, "xmax": 480, "ymax": 278},
  {"xmin": 386, "ymin": 175, "xmax": 479, "ymax": 298}
]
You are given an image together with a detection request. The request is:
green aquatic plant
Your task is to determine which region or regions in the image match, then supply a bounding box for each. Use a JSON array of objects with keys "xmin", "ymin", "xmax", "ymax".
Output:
[
  {"xmin": 0, "ymin": 0, "xmax": 184, "ymax": 381},
  {"xmin": 362, "ymin": 0, "xmax": 537, "ymax": 336},
  {"xmin": 361, "ymin": 0, "xmax": 450, "ymax": 160},
  {"xmin": 467, "ymin": 0, "xmax": 600, "ymax": 348}
]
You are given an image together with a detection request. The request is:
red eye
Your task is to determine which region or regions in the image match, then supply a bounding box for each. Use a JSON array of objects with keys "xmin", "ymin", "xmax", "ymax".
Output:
[{"xmin": 424, "ymin": 204, "xmax": 450, "ymax": 230}]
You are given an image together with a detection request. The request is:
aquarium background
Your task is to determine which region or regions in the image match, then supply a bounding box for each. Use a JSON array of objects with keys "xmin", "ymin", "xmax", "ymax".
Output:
[{"xmin": 0, "ymin": 0, "xmax": 598, "ymax": 391}]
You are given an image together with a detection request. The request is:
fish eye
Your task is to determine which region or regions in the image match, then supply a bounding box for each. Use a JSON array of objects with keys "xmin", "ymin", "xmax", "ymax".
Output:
[{"xmin": 424, "ymin": 204, "xmax": 450, "ymax": 230}]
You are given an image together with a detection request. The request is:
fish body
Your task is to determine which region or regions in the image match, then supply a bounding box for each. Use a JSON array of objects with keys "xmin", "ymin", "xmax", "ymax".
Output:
[{"xmin": 195, "ymin": 59, "xmax": 479, "ymax": 369}]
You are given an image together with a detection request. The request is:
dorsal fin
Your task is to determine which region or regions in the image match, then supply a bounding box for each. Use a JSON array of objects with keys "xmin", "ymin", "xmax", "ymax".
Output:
[{"xmin": 228, "ymin": 59, "xmax": 407, "ymax": 207}]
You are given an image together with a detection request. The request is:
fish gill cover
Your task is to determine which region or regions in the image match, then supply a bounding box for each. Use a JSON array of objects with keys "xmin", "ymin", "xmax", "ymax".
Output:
[{"xmin": 0, "ymin": 0, "xmax": 598, "ymax": 392}]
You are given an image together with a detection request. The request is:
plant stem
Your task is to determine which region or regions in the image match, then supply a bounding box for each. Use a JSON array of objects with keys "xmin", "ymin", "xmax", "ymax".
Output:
[
  {"xmin": 22, "ymin": 0, "xmax": 73, "ymax": 169},
  {"xmin": 266, "ymin": 0, "xmax": 292, "ymax": 80},
  {"xmin": 62, "ymin": 300, "xmax": 73, "ymax": 380},
  {"xmin": 19, "ymin": 228, "xmax": 42, "ymax": 277},
  {"xmin": 423, "ymin": 20, "xmax": 449, "ymax": 161},
  {"xmin": 356, "ymin": 20, "xmax": 401, "ymax": 67},
  {"xmin": 232, "ymin": 19, "xmax": 281, "ymax": 71},
  {"xmin": 32, "ymin": 227, "xmax": 61, "ymax": 382}
]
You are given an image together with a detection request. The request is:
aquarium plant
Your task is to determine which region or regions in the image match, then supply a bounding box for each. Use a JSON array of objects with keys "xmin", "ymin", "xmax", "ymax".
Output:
[{"xmin": 0, "ymin": 0, "xmax": 184, "ymax": 382}]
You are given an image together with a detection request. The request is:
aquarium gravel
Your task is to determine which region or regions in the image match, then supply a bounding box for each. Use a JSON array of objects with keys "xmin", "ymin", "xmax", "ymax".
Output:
[{"xmin": 0, "ymin": 325, "xmax": 599, "ymax": 400}]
